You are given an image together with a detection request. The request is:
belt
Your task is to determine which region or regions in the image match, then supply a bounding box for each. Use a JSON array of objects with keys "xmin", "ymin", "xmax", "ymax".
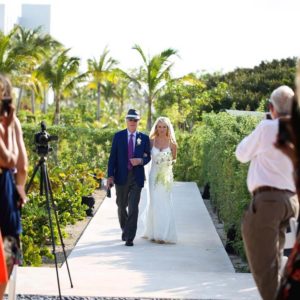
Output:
[{"xmin": 252, "ymin": 186, "xmax": 295, "ymax": 196}]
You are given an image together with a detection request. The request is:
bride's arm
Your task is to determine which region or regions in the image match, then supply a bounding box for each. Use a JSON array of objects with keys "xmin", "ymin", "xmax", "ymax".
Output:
[
  {"xmin": 171, "ymin": 142, "xmax": 177, "ymax": 161},
  {"xmin": 150, "ymin": 139, "xmax": 154, "ymax": 149}
]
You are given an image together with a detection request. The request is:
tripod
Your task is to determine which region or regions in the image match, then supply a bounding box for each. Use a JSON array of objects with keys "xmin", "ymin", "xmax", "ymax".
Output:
[{"xmin": 26, "ymin": 155, "xmax": 73, "ymax": 299}]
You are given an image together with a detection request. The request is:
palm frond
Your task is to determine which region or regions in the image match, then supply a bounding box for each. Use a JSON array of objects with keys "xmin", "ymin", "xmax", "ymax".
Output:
[{"xmin": 132, "ymin": 44, "xmax": 148, "ymax": 65}]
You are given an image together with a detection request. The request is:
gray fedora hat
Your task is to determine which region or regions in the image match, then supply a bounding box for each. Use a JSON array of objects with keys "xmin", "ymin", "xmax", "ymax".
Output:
[{"xmin": 126, "ymin": 108, "xmax": 140, "ymax": 120}]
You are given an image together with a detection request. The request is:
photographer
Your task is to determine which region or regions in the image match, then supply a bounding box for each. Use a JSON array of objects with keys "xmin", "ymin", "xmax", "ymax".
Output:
[
  {"xmin": 0, "ymin": 75, "xmax": 27, "ymax": 201},
  {"xmin": 0, "ymin": 74, "xmax": 27, "ymax": 299},
  {"xmin": 235, "ymin": 85, "xmax": 299, "ymax": 300}
]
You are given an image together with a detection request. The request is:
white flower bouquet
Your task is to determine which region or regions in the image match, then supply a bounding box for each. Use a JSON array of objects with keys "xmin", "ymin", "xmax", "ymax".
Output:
[{"xmin": 154, "ymin": 151, "xmax": 174, "ymax": 190}]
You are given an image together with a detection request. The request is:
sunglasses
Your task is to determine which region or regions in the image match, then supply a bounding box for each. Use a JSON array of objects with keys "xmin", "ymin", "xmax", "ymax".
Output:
[{"xmin": 127, "ymin": 118, "xmax": 138, "ymax": 122}]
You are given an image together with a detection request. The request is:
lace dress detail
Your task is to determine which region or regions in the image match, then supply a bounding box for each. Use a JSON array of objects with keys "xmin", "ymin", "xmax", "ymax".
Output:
[{"xmin": 142, "ymin": 146, "xmax": 177, "ymax": 243}]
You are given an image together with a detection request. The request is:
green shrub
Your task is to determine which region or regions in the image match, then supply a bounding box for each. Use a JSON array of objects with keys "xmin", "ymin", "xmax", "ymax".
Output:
[
  {"xmin": 174, "ymin": 112, "xmax": 260, "ymax": 258},
  {"xmin": 21, "ymin": 125, "xmax": 114, "ymax": 265}
]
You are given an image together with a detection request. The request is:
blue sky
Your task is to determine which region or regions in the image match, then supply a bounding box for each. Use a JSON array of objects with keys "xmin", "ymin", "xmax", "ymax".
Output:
[{"xmin": 2, "ymin": 0, "xmax": 300, "ymax": 76}]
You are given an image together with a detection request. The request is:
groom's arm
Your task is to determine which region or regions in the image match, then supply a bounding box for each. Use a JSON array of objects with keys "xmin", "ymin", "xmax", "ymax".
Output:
[{"xmin": 130, "ymin": 135, "xmax": 151, "ymax": 166}]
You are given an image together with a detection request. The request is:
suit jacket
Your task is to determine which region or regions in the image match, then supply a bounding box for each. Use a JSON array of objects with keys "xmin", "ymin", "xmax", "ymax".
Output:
[{"xmin": 107, "ymin": 129, "xmax": 151, "ymax": 187}]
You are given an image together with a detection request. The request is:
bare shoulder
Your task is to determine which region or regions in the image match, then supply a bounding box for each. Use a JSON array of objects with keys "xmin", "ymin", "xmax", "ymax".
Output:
[
  {"xmin": 14, "ymin": 116, "xmax": 23, "ymax": 133},
  {"xmin": 150, "ymin": 138, "xmax": 154, "ymax": 147}
]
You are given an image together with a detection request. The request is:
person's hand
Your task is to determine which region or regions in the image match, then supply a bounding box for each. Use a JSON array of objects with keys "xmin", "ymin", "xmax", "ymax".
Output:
[
  {"xmin": 106, "ymin": 177, "xmax": 114, "ymax": 189},
  {"xmin": 16, "ymin": 185, "xmax": 27, "ymax": 208},
  {"xmin": 130, "ymin": 158, "xmax": 142, "ymax": 166}
]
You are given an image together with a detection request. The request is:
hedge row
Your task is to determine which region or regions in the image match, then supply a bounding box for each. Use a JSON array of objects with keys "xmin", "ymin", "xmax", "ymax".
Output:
[{"xmin": 174, "ymin": 112, "xmax": 260, "ymax": 257}]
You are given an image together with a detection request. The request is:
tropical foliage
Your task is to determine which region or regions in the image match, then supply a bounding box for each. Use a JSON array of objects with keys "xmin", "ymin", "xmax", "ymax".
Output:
[
  {"xmin": 132, "ymin": 44, "xmax": 178, "ymax": 130},
  {"xmin": 38, "ymin": 49, "xmax": 86, "ymax": 124},
  {"xmin": 87, "ymin": 47, "xmax": 119, "ymax": 121},
  {"xmin": 22, "ymin": 125, "xmax": 114, "ymax": 265}
]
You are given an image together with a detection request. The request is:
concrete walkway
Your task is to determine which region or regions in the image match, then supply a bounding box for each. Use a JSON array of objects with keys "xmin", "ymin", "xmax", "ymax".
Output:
[{"xmin": 15, "ymin": 182, "xmax": 260, "ymax": 299}]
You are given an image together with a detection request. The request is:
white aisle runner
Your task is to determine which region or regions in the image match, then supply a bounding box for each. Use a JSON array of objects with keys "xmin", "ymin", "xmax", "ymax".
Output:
[{"xmin": 16, "ymin": 182, "xmax": 259, "ymax": 299}]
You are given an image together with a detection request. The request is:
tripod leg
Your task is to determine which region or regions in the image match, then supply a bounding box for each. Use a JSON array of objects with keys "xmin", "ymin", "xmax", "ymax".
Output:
[
  {"xmin": 45, "ymin": 164, "xmax": 74, "ymax": 288},
  {"xmin": 25, "ymin": 160, "xmax": 42, "ymax": 194},
  {"xmin": 40, "ymin": 167, "xmax": 44, "ymax": 196},
  {"xmin": 41, "ymin": 163, "xmax": 63, "ymax": 300}
]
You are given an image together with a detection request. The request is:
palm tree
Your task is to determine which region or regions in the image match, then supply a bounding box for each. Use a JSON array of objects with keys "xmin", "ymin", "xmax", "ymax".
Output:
[
  {"xmin": 38, "ymin": 49, "xmax": 86, "ymax": 124},
  {"xmin": 11, "ymin": 25, "xmax": 61, "ymax": 59},
  {"xmin": 0, "ymin": 28, "xmax": 30, "ymax": 74},
  {"xmin": 111, "ymin": 74, "xmax": 131, "ymax": 118},
  {"xmin": 132, "ymin": 44, "xmax": 177, "ymax": 130},
  {"xmin": 87, "ymin": 46, "xmax": 118, "ymax": 121},
  {"xmin": 10, "ymin": 25, "xmax": 62, "ymax": 112}
]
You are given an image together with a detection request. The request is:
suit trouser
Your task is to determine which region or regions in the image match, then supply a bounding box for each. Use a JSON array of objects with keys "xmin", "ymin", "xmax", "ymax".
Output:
[
  {"xmin": 115, "ymin": 170, "xmax": 142, "ymax": 241},
  {"xmin": 242, "ymin": 190, "xmax": 299, "ymax": 300}
]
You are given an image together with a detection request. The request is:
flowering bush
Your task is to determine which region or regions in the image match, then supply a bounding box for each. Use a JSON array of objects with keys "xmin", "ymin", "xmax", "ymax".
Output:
[{"xmin": 154, "ymin": 151, "xmax": 174, "ymax": 190}]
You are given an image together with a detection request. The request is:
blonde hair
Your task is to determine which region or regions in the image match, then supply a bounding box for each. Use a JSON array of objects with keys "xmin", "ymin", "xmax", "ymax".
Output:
[
  {"xmin": 0, "ymin": 74, "xmax": 12, "ymax": 98},
  {"xmin": 149, "ymin": 116, "xmax": 177, "ymax": 145},
  {"xmin": 0, "ymin": 74, "xmax": 6, "ymax": 98}
]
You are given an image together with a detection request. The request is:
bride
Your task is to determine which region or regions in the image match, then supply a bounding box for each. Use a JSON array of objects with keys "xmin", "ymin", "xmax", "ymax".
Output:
[{"xmin": 142, "ymin": 116, "xmax": 177, "ymax": 244}]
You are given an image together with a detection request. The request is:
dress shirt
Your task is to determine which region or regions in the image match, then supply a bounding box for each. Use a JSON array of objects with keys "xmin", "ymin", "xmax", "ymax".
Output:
[
  {"xmin": 235, "ymin": 119, "xmax": 295, "ymax": 193},
  {"xmin": 127, "ymin": 130, "xmax": 136, "ymax": 152}
]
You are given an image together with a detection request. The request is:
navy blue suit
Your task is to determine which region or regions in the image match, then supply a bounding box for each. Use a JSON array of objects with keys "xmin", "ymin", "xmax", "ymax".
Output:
[
  {"xmin": 107, "ymin": 129, "xmax": 151, "ymax": 187},
  {"xmin": 107, "ymin": 129, "xmax": 151, "ymax": 242}
]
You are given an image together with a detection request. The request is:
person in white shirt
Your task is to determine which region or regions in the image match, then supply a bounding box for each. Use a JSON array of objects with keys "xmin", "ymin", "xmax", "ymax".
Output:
[{"xmin": 236, "ymin": 85, "xmax": 299, "ymax": 300}]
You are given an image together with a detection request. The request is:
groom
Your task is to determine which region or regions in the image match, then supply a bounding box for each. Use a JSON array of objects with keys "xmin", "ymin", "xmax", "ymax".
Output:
[{"xmin": 107, "ymin": 109, "xmax": 151, "ymax": 246}]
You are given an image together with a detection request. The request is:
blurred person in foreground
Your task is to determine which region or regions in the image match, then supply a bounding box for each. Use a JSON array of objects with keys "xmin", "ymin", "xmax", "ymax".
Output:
[
  {"xmin": 0, "ymin": 74, "xmax": 28, "ymax": 299},
  {"xmin": 275, "ymin": 65, "xmax": 300, "ymax": 300},
  {"xmin": 235, "ymin": 85, "xmax": 299, "ymax": 300}
]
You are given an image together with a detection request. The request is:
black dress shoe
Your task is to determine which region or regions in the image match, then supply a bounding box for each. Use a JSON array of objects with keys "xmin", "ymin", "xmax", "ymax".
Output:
[
  {"xmin": 122, "ymin": 233, "xmax": 126, "ymax": 241},
  {"xmin": 125, "ymin": 240, "xmax": 134, "ymax": 246}
]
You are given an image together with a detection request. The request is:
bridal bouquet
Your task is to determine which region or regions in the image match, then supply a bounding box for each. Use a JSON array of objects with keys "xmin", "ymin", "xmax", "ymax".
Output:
[{"xmin": 154, "ymin": 151, "xmax": 174, "ymax": 190}]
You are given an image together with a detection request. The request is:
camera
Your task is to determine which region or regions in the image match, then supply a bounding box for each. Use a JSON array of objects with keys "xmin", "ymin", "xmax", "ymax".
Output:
[
  {"xmin": 34, "ymin": 121, "xmax": 58, "ymax": 156},
  {"xmin": 265, "ymin": 112, "xmax": 272, "ymax": 120},
  {"xmin": 106, "ymin": 183, "xmax": 113, "ymax": 198},
  {"xmin": 0, "ymin": 97, "xmax": 12, "ymax": 115}
]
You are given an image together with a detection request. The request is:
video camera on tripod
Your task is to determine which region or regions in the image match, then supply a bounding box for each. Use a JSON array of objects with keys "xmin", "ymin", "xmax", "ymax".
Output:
[
  {"xmin": 34, "ymin": 121, "xmax": 58, "ymax": 155},
  {"xmin": 26, "ymin": 121, "xmax": 73, "ymax": 299}
]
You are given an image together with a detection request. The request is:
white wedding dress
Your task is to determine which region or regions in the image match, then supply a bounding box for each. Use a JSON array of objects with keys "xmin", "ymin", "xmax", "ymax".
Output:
[{"xmin": 142, "ymin": 146, "xmax": 177, "ymax": 243}]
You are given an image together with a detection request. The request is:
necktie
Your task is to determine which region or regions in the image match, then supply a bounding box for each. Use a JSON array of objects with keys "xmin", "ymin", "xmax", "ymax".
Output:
[{"xmin": 128, "ymin": 133, "xmax": 134, "ymax": 170}]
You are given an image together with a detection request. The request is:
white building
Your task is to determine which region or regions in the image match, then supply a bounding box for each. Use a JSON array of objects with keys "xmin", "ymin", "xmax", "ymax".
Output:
[
  {"xmin": 0, "ymin": 3, "xmax": 51, "ymax": 34},
  {"xmin": 0, "ymin": 4, "xmax": 5, "ymax": 32},
  {"xmin": 18, "ymin": 4, "xmax": 51, "ymax": 34}
]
